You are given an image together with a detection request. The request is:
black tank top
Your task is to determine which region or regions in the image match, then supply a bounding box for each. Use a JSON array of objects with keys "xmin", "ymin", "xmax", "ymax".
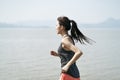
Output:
[{"xmin": 58, "ymin": 43, "xmax": 80, "ymax": 78}]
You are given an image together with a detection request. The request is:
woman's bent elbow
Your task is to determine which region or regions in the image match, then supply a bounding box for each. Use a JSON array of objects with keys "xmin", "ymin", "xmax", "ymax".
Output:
[{"xmin": 79, "ymin": 51, "xmax": 83, "ymax": 56}]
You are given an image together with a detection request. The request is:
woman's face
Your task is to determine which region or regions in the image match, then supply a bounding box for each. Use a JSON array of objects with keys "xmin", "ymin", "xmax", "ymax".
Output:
[{"xmin": 56, "ymin": 21, "xmax": 64, "ymax": 34}]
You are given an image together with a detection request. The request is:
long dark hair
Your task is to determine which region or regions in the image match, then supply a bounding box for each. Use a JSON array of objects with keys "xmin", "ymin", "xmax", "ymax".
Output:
[{"xmin": 57, "ymin": 16, "xmax": 94, "ymax": 44}]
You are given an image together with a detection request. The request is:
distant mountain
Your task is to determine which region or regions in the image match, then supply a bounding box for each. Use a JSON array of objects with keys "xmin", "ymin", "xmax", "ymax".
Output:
[
  {"xmin": 0, "ymin": 18, "xmax": 120, "ymax": 28},
  {"xmin": 80, "ymin": 18, "xmax": 120, "ymax": 28},
  {"xmin": 99, "ymin": 18, "xmax": 120, "ymax": 28},
  {"xmin": 0, "ymin": 22, "xmax": 52, "ymax": 28},
  {"xmin": 0, "ymin": 20, "xmax": 55, "ymax": 28},
  {"xmin": 0, "ymin": 22, "xmax": 16, "ymax": 28}
]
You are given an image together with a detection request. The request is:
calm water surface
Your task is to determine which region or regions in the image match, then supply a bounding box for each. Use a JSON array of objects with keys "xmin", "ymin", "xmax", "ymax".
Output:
[{"xmin": 0, "ymin": 28, "xmax": 120, "ymax": 80}]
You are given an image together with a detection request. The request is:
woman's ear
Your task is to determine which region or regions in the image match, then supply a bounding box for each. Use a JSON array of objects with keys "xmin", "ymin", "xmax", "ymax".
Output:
[{"xmin": 60, "ymin": 25, "xmax": 65, "ymax": 30}]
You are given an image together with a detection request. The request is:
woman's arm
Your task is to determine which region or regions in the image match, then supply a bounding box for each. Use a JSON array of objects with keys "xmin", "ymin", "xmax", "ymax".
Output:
[{"xmin": 61, "ymin": 38, "xmax": 83, "ymax": 72}]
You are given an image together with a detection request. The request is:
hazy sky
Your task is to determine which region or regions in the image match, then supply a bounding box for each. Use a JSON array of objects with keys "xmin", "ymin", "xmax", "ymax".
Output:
[{"xmin": 0, "ymin": 0, "xmax": 120, "ymax": 23}]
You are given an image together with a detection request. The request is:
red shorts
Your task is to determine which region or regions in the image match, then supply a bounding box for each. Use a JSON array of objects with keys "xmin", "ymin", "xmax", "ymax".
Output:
[{"xmin": 59, "ymin": 73, "xmax": 80, "ymax": 80}]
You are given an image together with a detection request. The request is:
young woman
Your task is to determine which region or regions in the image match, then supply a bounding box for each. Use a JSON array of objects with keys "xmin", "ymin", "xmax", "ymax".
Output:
[{"xmin": 50, "ymin": 16, "xmax": 92, "ymax": 80}]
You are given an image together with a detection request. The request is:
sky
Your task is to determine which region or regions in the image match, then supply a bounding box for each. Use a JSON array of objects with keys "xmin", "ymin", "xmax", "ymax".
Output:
[{"xmin": 0, "ymin": 0, "xmax": 120, "ymax": 24}]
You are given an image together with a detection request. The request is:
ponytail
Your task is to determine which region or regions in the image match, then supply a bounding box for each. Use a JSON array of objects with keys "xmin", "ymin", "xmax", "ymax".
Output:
[
  {"xmin": 70, "ymin": 20, "xmax": 93, "ymax": 44},
  {"xmin": 57, "ymin": 16, "xmax": 94, "ymax": 44}
]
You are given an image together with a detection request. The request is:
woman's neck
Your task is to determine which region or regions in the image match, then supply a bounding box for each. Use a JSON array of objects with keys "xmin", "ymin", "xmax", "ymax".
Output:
[{"xmin": 61, "ymin": 32, "xmax": 68, "ymax": 38}]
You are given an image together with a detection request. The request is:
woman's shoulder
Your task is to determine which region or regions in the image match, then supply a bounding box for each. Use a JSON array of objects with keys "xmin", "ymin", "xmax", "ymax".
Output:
[{"xmin": 62, "ymin": 36, "xmax": 74, "ymax": 45}]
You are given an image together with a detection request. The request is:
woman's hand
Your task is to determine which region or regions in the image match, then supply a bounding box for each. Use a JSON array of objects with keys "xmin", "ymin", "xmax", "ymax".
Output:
[
  {"xmin": 61, "ymin": 65, "xmax": 70, "ymax": 73},
  {"xmin": 50, "ymin": 51, "xmax": 59, "ymax": 57}
]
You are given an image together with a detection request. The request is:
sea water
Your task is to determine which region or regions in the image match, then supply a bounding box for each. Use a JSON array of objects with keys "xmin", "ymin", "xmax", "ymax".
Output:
[{"xmin": 0, "ymin": 28, "xmax": 120, "ymax": 80}]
